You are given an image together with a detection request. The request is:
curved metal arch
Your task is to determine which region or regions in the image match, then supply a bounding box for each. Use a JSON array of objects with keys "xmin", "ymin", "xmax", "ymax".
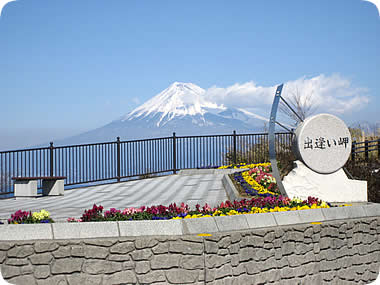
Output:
[{"xmin": 268, "ymin": 84, "xmax": 288, "ymax": 197}]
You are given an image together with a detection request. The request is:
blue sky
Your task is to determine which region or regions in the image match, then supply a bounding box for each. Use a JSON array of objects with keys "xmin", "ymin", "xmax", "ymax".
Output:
[{"xmin": 0, "ymin": 0, "xmax": 379, "ymax": 150}]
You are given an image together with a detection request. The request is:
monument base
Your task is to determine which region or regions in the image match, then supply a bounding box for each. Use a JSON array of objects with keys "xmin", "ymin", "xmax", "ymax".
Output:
[{"xmin": 282, "ymin": 160, "xmax": 367, "ymax": 203}]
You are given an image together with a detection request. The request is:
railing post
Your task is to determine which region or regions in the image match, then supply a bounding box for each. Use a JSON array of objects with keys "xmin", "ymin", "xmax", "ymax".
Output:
[
  {"xmin": 173, "ymin": 132, "xmax": 177, "ymax": 174},
  {"xmin": 378, "ymin": 139, "xmax": 380, "ymax": 160},
  {"xmin": 116, "ymin": 137, "xmax": 121, "ymax": 182},
  {"xmin": 351, "ymin": 140, "xmax": 356, "ymax": 162},
  {"xmin": 233, "ymin": 130, "xmax": 237, "ymax": 165},
  {"xmin": 365, "ymin": 140, "xmax": 369, "ymax": 162},
  {"xmin": 49, "ymin": 142, "xmax": 54, "ymax": 176}
]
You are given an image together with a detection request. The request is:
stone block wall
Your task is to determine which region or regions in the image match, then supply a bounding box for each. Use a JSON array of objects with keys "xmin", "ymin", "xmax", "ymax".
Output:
[{"xmin": 1, "ymin": 217, "xmax": 380, "ymax": 285}]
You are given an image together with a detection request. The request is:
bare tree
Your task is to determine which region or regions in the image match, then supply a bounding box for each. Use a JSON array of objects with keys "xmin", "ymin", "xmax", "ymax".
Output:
[
  {"xmin": 279, "ymin": 86, "xmax": 316, "ymax": 126},
  {"xmin": 262, "ymin": 121, "xmax": 268, "ymax": 133}
]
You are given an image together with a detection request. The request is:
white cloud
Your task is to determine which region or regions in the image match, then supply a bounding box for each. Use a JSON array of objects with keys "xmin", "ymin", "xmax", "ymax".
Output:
[{"xmin": 204, "ymin": 74, "xmax": 370, "ymax": 115}]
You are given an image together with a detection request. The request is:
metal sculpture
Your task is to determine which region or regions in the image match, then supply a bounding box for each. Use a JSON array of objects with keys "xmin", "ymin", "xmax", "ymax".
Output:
[{"xmin": 268, "ymin": 84, "xmax": 304, "ymax": 198}]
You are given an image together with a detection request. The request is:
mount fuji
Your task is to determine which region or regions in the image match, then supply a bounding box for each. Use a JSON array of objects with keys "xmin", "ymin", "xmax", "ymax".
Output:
[{"xmin": 58, "ymin": 82, "xmax": 268, "ymax": 145}]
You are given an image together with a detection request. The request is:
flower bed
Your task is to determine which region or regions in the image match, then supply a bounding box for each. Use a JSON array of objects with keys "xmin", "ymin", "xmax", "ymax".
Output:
[
  {"xmin": 5, "ymin": 196, "xmax": 352, "ymax": 224},
  {"xmin": 66, "ymin": 195, "xmax": 332, "ymax": 222},
  {"xmin": 228, "ymin": 163, "xmax": 281, "ymax": 197},
  {"xmin": 7, "ymin": 209, "xmax": 54, "ymax": 224}
]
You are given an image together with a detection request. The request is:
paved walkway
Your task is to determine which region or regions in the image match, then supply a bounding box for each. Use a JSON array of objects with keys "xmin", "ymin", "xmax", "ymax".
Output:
[{"xmin": 0, "ymin": 172, "xmax": 229, "ymax": 222}]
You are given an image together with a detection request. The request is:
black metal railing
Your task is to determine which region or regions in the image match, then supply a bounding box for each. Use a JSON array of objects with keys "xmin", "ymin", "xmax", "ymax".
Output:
[
  {"xmin": 351, "ymin": 139, "xmax": 380, "ymax": 162},
  {"xmin": 0, "ymin": 131, "xmax": 293, "ymax": 197}
]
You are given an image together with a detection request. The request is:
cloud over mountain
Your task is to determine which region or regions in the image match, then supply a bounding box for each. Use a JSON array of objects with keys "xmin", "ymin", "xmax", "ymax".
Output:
[{"xmin": 205, "ymin": 74, "xmax": 370, "ymax": 115}]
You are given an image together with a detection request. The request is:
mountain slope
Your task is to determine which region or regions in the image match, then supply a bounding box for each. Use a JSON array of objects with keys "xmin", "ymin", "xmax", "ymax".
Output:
[{"xmin": 57, "ymin": 82, "xmax": 268, "ymax": 145}]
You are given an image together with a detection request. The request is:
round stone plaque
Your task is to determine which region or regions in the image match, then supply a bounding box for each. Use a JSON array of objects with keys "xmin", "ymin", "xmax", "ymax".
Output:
[{"xmin": 293, "ymin": 114, "xmax": 352, "ymax": 174}]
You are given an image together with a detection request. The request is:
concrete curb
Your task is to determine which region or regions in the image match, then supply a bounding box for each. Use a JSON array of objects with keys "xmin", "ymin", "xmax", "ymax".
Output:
[
  {"xmin": 0, "ymin": 203, "xmax": 379, "ymax": 241},
  {"xmin": 222, "ymin": 174, "xmax": 242, "ymax": 202},
  {"xmin": 179, "ymin": 168, "xmax": 249, "ymax": 176}
]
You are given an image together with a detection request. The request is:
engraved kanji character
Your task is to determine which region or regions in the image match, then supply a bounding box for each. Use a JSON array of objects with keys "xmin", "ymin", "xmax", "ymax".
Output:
[
  {"xmin": 338, "ymin": 137, "xmax": 349, "ymax": 148},
  {"xmin": 315, "ymin": 137, "xmax": 326, "ymax": 149},
  {"xmin": 304, "ymin": 137, "xmax": 313, "ymax": 149}
]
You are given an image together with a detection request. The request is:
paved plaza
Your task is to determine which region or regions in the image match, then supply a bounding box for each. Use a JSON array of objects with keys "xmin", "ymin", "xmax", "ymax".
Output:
[{"xmin": 0, "ymin": 172, "xmax": 228, "ymax": 222}]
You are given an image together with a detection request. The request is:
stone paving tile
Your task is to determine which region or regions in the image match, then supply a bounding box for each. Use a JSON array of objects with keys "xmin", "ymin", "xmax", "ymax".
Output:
[{"xmin": 0, "ymin": 172, "xmax": 228, "ymax": 221}]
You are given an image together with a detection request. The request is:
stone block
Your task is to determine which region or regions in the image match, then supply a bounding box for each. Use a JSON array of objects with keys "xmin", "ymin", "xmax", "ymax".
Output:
[
  {"xmin": 21, "ymin": 264, "xmax": 33, "ymax": 275},
  {"xmin": 273, "ymin": 211, "xmax": 302, "ymax": 226},
  {"xmin": 130, "ymin": 248, "xmax": 153, "ymax": 261},
  {"xmin": 245, "ymin": 212, "xmax": 277, "ymax": 229},
  {"xmin": 232, "ymin": 263, "xmax": 246, "ymax": 276},
  {"xmin": 215, "ymin": 264, "xmax": 233, "ymax": 279},
  {"xmin": 1, "ymin": 264, "xmax": 21, "ymax": 279},
  {"xmin": 239, "ymin": 247, "xmax": 254, "ymax": 262},
  {"xmin": 34, "ymin": 241, "xmax": 59, "ymax": 253},
  {"xmin": 33, "ymin": 265, "xmax": 50, "ymax": 279},
  {"xmin": 214, "ymin": 215, "xmax": 249, "ymax": 232},
  {"xmin": 169, "ymin": 241, "xmax": 203, "ymax": 255},
  {"xmin": 118, "ymin": 220, "xmax": 182, "ymax": 236},
  {"xmin": 151, "ymin": 254, "xmax": 181, "ymax": 269},
  {"xmin": 14, "ymin": 180, "xmax": 37, "ymax": 197},
  {"xmin": 29, "ymin": 253, "xmax": 53, "ymax": 265},
  {"xmin": 137, "ymin": 271, "xmax": 166, "ymax": 284},
  {"xmin": 204, "ymin": 240, "xmax": 218, "ymax": 254},
  {"xmin": 110, "ymin": 241, "xmax": 135, "ymax": 254},
  {"xmin": 52, "ymin": 222, "xmax": 119, "ymax": 239},
  {"xmin": 135, "ymin": 261, "xmax": 150, "ymax": 274},
  {"xmin": 51, "ymin": 258, "xmax": 83, "ymax": 274},
  {"xmin": 8, "ymin": 274, "xmax": 36, "ymax": 285},
  {"xmin": 7, "ymin": 245, "xmax": 34, "ymax": 258},
  {"xmin": 108, "ymin": 254, "xmax": 131, "ymax": 261},
  {"xmin": 70, "ymin": 245, "xmax": 84, "ymax": 257},
  {"xmin": 82, "ymin": 259, "xmax": 122, "ymax": 274},
  {"xmin": 182, "ymin": 217, "xmax": 219, "ymax": 234},
  {"xmin": 42, "ymin": 179, "xmax": 64, "ymax": 196},
  {"xmin": 180, "ymin": 255, "xmax": 204, "ymax": 269},
  {"xmin": 321, "ymin": 226, "xmax": 339, "ymax": 237},
  {"xmin": 103, "ymin": 271, "xmax": 137, "ymax": 284},
  {"xmin": 4, "ymin": 258, "xmax": 28, "ymax": 266},
  {"xmin": 152, "ymin": 242, "xmax": 169, "ymax": 254},
  {"xmin": 84, "ymin": 245, "xmax": 108, "ymax": 259},
  {"xmin": 166, "ymin": 269, "xmax": 199, "ymax": 284},
  {"xmin": 66, "ymin": 273, "xmax": 102, "ymax": 285},
  {"xmin": 0, "ymin": 224, "xmax": 53, "ymax": 241},
  {"xmin": 364, "ymin": 204, "xmax": 380, "ymax": 217},
  {"xmin": 134, "ymin": 238, "xmax": 158, "ymax": 249},
  {"xmin": 52, "ymin": 246, "xmax": 71, "ymax": 258},
  {"xmin": 205, "ymin": 254, "xmax": 229, "ymax": 268}
]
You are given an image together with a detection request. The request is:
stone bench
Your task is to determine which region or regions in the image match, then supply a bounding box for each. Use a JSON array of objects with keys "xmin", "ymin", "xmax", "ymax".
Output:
[{"xmin": 12, "ymin": 176, "xmax": 66, "ymax": 197}]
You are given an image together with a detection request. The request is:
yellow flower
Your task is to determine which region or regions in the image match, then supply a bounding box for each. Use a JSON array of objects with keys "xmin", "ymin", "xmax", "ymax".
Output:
[
  {"xmin": 298, "ymin": 205, "xmax": 310, "ymax": 211},
  {"xmin": 32, "ymin": 209, "xmax": 50, "ymax": 221}
]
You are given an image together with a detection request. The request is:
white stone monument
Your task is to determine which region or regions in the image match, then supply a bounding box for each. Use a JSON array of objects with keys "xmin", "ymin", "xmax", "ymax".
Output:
[{"xmin": 283, "ymin": 113, "xmax": 367, "ymax": 202}]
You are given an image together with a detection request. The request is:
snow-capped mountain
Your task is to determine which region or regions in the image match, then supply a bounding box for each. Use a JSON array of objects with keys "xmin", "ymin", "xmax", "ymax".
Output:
[
  {"xmin": 124, "ymin": 82, "xmax": 224, "ymax": 127},
  {"xmin": 57, "ymin": 82, "xmax": 268, "ymax": 145}
]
